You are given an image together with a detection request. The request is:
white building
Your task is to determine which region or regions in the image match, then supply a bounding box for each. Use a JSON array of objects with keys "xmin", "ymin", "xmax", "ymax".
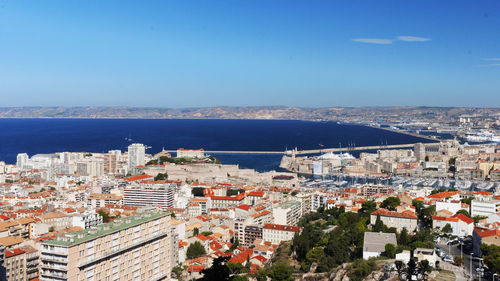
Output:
[
  {"xmin": 435, "ymin": 200, "xmax": 463, "ymax": 215},
  {"xmin": 16, "ymin": 153, "xmax": 29, "ymax": 170},
  {"xmin": 262, "ymin": 224, "xmax": 301, "ymax": 245},
  {"xmin": 433, "ymin": 213, "xmax": 474, "ymax": 237},
  {"xmin": 273, "ymin": 201, "xmax": 302, "ymax": 226},
  {"xmin": 363, "ymin": 232, "xmax": 397, "ymax": 260},
  {"xmin": 127, "ymin": 143, "xmax": 146, "ymax": 174},
  {"xmin": 123, "ymin": 185, "xmax": 175, "ymax": 210},
  {"xmin": 71, "ymin": 212, "xmax": 103, "ymax": 229},
  {"xmin": 471, "ymin": 199, "xmax": 500, "ymax": 218}
]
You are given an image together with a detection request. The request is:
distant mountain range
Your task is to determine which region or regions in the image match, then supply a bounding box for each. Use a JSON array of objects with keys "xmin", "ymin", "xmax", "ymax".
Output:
[{"xmin": 0, "ymin": 106, "xmax": 497, "ymax": 121}]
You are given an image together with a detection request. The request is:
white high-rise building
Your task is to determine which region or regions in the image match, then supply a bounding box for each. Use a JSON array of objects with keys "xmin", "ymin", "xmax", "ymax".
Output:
[
  {"xmin": 16, "ymin": 153, "xmax": 29, "ymax": 170},
  {"xmin": 127, "ymin": 143, "xmax": 145, "ymax": 173}
]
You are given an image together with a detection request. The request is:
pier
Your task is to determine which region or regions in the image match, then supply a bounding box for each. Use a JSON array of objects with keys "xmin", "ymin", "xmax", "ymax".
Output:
[{"xmin": 163, "ymin": 143, "xmax": 419, "ymax": 156}]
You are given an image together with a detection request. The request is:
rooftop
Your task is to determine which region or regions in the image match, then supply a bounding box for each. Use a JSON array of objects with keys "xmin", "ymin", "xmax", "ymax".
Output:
[{"xmin": 43, "ymin": 210, "xmax": 168, "ymax": 247}]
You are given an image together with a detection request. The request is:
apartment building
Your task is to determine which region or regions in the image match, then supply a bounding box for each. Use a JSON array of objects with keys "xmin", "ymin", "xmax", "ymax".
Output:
[
  {"xmin": 471, "ymin": 199, "xmax": 500, "ymax": 218},
  {"xmin": 71, "ymin": 212, "xmax": 104, "ymax": 229},
  {"xmin": 243, "ymin": 225, "xmax": 262, "ymax": 247},
  {"xmin": 371, "ymin": 209, "xmax": 418, "ymax": 232},
  {"xmin": 262, "ymin": 224, "xmax": 301, "ymax": 245},
  {"xmin": 273, "ymin": 201, "xmax": 301, "ymax": 226},
  {"xmin": 127, "ymin": 143, "xmax": 146, "ymax": 174},
  {"xmin": 87, "ymin": 193, "xmax": 123, "ymax": 209},
  {"xmin": 123, "ymin": 185, "xmax": 175, "ymax": 210},
  {"xmin": 2, "ymin": 245, "xmax": 39, "ymax": 281},
  {"xmin": 40, "ymin": 209, "xmax": 174, "ymax": 281}
]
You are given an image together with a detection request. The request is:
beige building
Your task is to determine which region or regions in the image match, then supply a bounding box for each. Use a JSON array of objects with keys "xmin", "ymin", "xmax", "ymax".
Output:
[
  {"xmin": 371, "ymin": 209, "xmax": 418, "ymax": 232},
  {"xmin": 40, "ymin": 209, "xmax": 174, "ymax": 281},
  {"xmin": 262, "ymin": 224, "xmax": 301, "ymax": 245},
  {"xmin": 272, "ymin": 201, "xmax": 302, "ymax": 226},
  {"xmin": 87, "ymin": 193, "xmax": 123, "ymax": 209},
  {"xmin": 176, "ymin": 148, "xmax": 205, "ymax": 159},
  {"xmin": 3, "ymin": 245, "xmax": 39, "ymax": 281}
]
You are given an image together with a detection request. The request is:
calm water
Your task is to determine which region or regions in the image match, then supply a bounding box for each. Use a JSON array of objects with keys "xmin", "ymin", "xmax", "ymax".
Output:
[{"xmin": 0, "ymin": 119, "xmax": 434, "ymax": 171}]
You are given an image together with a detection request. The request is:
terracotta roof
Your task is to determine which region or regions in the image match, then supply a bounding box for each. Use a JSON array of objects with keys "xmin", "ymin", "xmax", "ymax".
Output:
[
  {"xmin": 263, "ymin": 224, "xmax": 301, "ymax": 232},
  {"xmin": 371, "ymin": 208, "xmax": 418, "ymax": 219},
  {"xmin": 229, "ymin": 249, "xmax": 253, "ymax": 263},
  {"xmin": 236, "ymin": 204, "xmax": 251, "ymax": 211},
  {"xmin": 427, "ymin": 191, "xmax": 460, "ymax": 199},
  {"xmin": 124, "ymin": 174, "xmax": 153, "ymax": 182},
  {"xmin": 475, "ymin": 228, "xmax": 500, "ymax": 238}
]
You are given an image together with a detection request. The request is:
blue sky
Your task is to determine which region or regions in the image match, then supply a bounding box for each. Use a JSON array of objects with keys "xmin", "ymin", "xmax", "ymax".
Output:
[{"xmin": 1, "ymin": 0, "xmax": 499, "ymax": 107}]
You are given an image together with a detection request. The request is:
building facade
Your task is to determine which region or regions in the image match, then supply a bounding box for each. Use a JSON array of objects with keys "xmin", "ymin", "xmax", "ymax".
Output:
[{"xmin": 40, "ymin": 210, "xmax": 174, "ymax": 281}]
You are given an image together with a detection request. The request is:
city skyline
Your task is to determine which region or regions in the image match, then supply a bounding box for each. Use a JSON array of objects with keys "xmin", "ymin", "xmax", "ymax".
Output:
[{"xmin": 1, "ymin": 1, "xmax": 500, "ymax": 107}]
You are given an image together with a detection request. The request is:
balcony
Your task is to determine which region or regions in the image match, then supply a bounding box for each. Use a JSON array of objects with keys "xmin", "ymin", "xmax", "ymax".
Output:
[
  {"xmin": 41, "ymin": 254, "xmax": 67, "ymax": 263},
  {"xmin": 78, "ymin": 232, "xmax": 167, "ymax": 268},
  {"xmin": 42, "ymin": 262, "xmax": 67, "ymax": 271},
  {"xmin": 41, "ymin": 270, "xmax": 67, "ymax": 279}
]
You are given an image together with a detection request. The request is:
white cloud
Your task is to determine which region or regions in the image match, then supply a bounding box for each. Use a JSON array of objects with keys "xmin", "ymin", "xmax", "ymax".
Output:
[
  {"xmin": 396, "ymin": 36, "xmax": 431, "ymax": 42},
  {"xmin": 480, "ymin": 63, "xmax": 500, "ymax": 67},
  {"xmin": 481, "ymin": 58, "xmax": 500, "ymax": 61},
  {"xmin": 352, "ymin": 38, "xmax": 393, "ymax": 44}
]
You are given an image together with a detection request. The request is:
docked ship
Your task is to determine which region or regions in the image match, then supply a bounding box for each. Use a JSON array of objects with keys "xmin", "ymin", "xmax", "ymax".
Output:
[{"xmin": 465, "ymin": 130, "xmax": 500, "ymax": 143}]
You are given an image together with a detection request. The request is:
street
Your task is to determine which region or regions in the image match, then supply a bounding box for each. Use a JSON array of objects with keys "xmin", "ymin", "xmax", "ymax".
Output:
[{"xmin": 436, "ymin": 241, "xmax": 489, "ymax": 281}]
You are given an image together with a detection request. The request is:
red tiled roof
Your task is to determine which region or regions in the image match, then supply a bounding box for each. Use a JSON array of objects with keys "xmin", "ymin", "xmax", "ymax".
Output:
[
  {"xmin": 427, "ymin": 191, "xmax": 460, "ymax": 199},
  {"xmin": 248, "ymin": 191, "xmax": 264, "ymax": 197},
  {"xmin": 195, "ymin": 234, "xmax": 211, "ymax": 242},
  {"xmin": 263, "ymin": 224, "xmax": 301, "ymax": 232},
  {"xmin": 475, "ymin": 228, "xmax": 500, "ymax": 238},
  {"xmin": 4, "ymin": 248, "xmax": 25, "ymax": 258},
  {"xmin": 229, "ymin": 249, "xmax": 253, "ymax": 264},
  {"xmin": 188, "ymin": 265, "xmax": 206, "ymax": 272},
  {"xmin": 372, "ymin": 208, "xmax": 418, "ymax": 219},
  {"xmin": 236, "ymin": 204, "xmax": 251, "ymax": 211},
  {"xmin": 453, "ymin": 213, "xmax": 474, "ymax": 224},
  {"xmin": 124, "ymin": 174, "xmax": 153, "ymax": 182}
]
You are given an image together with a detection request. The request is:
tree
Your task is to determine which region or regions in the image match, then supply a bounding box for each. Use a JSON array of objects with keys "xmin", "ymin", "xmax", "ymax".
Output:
[
  {"xmin": 226, "ymin": 262, "xmax": 244, "ymax": 275},
  {"xmin": 412, "ymin": 200, "xmax": 424, "ymax": 213},
  {"xmin": 154, "ymin": 172, "xmax": 167, "ymax": 181},
  {"xmin": 172, "ymin": 266, "xmax": 184, "ymax": 281},
  {"xmin": 227, "ymin": 189, "xmax": 244, "ymax": 196},
  {"xmin": 48, "ymin": 226, "xmax": 55, "ymax": 232},
  {"xmin": 473, "ymin": 215, "xmax": 488, "ymax": 224},
  {"xmin": 385, "ymin": 243, "xmax": 396, "ymax": 258},
  {"xmin": 193, "ymin": 227, "xmax": 199, "ymax": 236},
  {"xmin": 481, "ymin": 244, "xmax": 500, "ymax": 274},
  {"xmin": 269, "ymin": 263, "xmax": 293, "ymax": 281},
  {"xmin": 373, "ymin": 214, "xmax": 385, "ymax": 232},
  {"xmin": 461, "ymin": 196, "xmax": 475, "ymax": 206},
  {"xmin": 442, "ymin": 223, "xmax": 452, "ymax": 234},
  {"xmin": 199, "ymin": 257, "xmax": 230, "ymax": 281},
  {"xmin": 291, "ymin": 191, "xmax": 298, "ymax": 196},
  {"xmin": 380, "ymin": 197, "xmax": 401, "ymax": 211},
  {"xmin": 201, "ymin": 231, "xmax": 213, "ymax": 236},
  {"xmin": 192, "ymin": 187, "xmax": 205, "ymax": 197},
  {"xmin": 398, "ymin": 228, "xmax": 409, "ymax": 246},
  {"xmin": 186, "ymin": 241, "xmax": 207, "ymax": 259},
  {"xmin": 361, "ymin": 201, "xmax": 377, "ymax": 215},
  {"xmin": 453, "ymin": 256, "xmax": 465, "ymax": 266},
  {"xmin": 228, "ymin": 237, "xmax": 239, "ymax": 252},
  {"xmin": 230, "ymin": 275, "xmax": 249, "ymax": 281}
]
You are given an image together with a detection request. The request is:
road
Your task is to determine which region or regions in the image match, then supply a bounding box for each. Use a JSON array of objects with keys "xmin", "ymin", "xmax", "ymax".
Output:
[{"xmin": 437, "ymin": 241, "xmax": 485, "ymax": 280}]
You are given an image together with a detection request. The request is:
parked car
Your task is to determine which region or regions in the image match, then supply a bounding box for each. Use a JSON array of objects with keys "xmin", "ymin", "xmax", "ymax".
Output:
[{"xmin": 443, "ymin": 256, "xmax": 453, "ymax": 263}]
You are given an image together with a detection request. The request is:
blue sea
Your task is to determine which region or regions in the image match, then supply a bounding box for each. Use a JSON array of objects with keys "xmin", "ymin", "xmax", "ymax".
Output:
[{"xmin": 0, "ymin": 119, "xmax": 434, "ymax": 171}]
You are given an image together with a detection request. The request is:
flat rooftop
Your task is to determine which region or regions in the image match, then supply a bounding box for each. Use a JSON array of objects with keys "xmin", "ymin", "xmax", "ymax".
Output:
[{"xmin": 43, "ymin": 210, "xmax": 168, "ymax": 247}]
